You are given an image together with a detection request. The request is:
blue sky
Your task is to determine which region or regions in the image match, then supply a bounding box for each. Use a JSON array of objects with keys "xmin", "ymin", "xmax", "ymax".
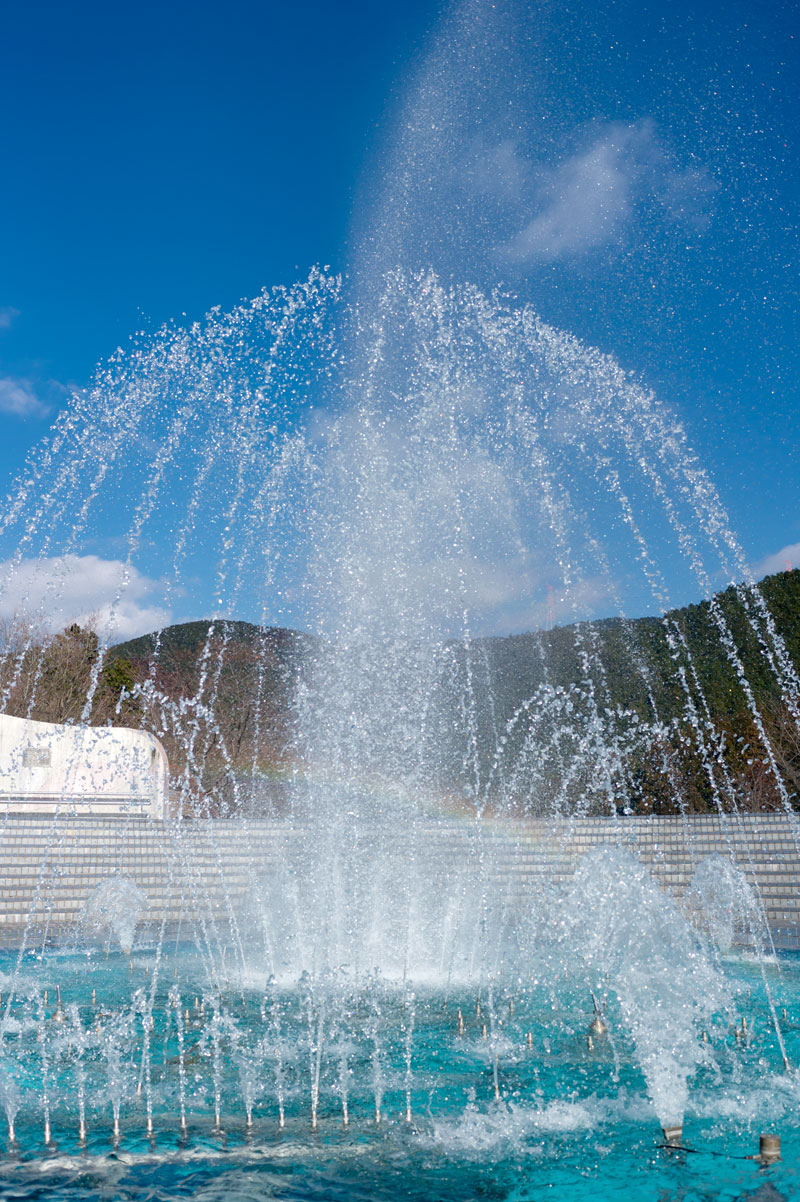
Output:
[
  {"xmin": 0, "ymin": 0, "xmax": 797, "ymax": 637},
  {"xmin": 0, "ymin": 1, "xmax": 432, "ymax": 394}
]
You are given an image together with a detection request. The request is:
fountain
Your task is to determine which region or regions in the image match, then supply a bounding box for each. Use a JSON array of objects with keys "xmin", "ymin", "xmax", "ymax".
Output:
[
  {"xmin": 0, "ymin": 1, "xmax": 796, "ymax": 1198},
  {"xmin": 79, "ymin": 877, "xmax": 147, "ymax": 956}
]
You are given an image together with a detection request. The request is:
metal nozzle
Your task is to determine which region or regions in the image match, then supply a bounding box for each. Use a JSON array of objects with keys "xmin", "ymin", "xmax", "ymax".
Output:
[
  {"xmin": 589, "ymin": 990, "xmax": 607, "ymax": 1036},
  {"xmin": 589, "ymin": 1014, "xmax": 607, "ymax": 1037},
  {"xmin": 759, "ymin": 1133, "xmax": 781, "ymax": 1165}
]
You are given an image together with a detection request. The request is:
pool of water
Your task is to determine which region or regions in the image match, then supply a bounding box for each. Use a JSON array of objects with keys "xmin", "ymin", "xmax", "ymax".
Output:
[{"xmin": 0, "ymin": 945, "xmax": 798, "ymax": 1201}]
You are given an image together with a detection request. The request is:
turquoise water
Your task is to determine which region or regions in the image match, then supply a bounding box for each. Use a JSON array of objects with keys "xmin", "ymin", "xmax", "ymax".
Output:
[{"xmin": 0, "ymin": 946, "xmax": 798, "ymax": 1200}]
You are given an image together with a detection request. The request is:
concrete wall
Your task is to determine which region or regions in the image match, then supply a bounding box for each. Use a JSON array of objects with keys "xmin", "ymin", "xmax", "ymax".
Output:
[{"xmin": 0, "ymin": 713, "xmax": 168, "ymax": 818}]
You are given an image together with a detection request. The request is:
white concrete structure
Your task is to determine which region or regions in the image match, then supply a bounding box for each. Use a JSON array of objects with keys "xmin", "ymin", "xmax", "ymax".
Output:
[{"xmin": 0, "ymin": 713, "xmax": 168, "ymax": 817}]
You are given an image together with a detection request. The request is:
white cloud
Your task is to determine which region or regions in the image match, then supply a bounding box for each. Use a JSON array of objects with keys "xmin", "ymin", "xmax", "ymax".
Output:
[
  {"xmin": 470, "ymin": 567, "xmax": 616, "ymax": 638},
  {"xmin": 466, "ymin": 138, "xmax": 532, "ymax": 204},
  {"xmin": 0, "ymin": 554, "xmax": 171, "ymax": 642},
  {"xmin": 0, "ymin": 377, "xmax": 51, "ymax": 419},
  {"xmin": 754, "ymin": 543, "xmax": 800, "ymax": 579},
  {"xmin": 0, "ymin": 307, "xmax": 19, "ymax": 330},
  {"xmin": 502, "ymin": 137, "xmax": 634, "ymax": 263},
  {"xmin": 498, "ymin": 120, "xmax": 716, "ymax": 264}
]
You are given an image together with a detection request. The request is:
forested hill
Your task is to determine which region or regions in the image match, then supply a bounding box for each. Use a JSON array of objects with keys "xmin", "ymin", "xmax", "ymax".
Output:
[
  {"xmin": 475, "ymin": 569, "xmax": 800, "ymax": 730},
  {"xmin": 111, "ymin": 570, "xmax": 800, "ymax": 730},
  {"xmin": 103, "ymin": 570, "xmax": 800, "ymax": 814},
  {"xmin": 112, "ymin": 620, "xmax": 313, "ymax": 683},
  {"xmin": 5, "ymin": 572, "xmax": 795, "ymax": 815}
]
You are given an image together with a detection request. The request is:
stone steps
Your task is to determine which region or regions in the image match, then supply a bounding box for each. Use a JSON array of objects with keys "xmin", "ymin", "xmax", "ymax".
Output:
[{"xmin": 0, "ymin": 814, "xmax": 798, "ymax": 944}]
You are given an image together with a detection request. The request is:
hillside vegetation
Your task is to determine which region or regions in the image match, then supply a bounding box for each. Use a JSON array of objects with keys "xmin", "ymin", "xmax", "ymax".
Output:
[
  {"xmin": 1, "ymin": 572, "xmax": 798, "ymax": 816},
  {"xmin": 458, "ymin": 570, "xmax": 800, "ymax": 814}
]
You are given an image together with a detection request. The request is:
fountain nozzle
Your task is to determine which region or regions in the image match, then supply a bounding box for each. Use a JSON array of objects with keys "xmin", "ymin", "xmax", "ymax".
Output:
[
  {"xmin": 758, "ymin": 1133, "xmax": 781, "ymax": 1165},
  {"xmin": 662, "ymin": 1125, "xmax": 682, "ymax": 1147},
  {"xmin": 589, "ymin": 990, "xmax": 607, "ymax": 1037}
]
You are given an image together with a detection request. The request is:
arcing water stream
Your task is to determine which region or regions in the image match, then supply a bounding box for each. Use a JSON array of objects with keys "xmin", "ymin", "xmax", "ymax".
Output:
[{"xmin": 0, "ymin": 264, "xmax": 796, "ymax": 1200}]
